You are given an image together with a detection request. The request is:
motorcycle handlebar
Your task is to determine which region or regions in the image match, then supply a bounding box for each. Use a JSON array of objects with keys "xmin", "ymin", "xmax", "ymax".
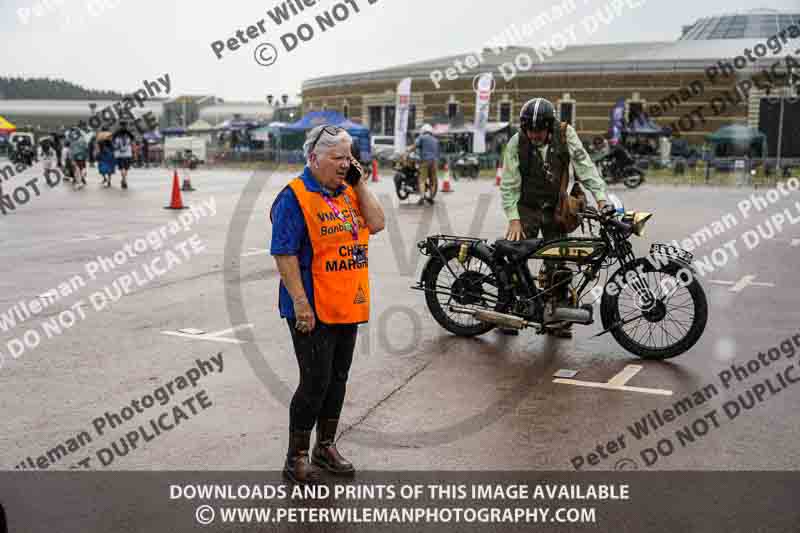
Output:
[{"xmin": 580, "ymin": 208, "xmax": 632, "ymax": 233}]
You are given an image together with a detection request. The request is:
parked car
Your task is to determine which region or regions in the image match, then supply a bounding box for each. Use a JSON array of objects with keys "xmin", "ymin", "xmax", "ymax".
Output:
[
  {"xmin": 164, "ymin": 136, "xmax": 207, "ymax": 164},
  {"xmin": 371, "ymin": 135, "xmax": 395, "ymax": 160}
]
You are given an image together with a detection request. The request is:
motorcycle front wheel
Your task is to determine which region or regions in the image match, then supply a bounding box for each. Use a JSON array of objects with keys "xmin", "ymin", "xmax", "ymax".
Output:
[
  {"xmin": 600, "ymin": 257, "xmax": 707, "ymax": 359},
  {"xmin": 422, "ymin": 244, "xmax": 507, "ymax": 337},
  {"xmin": 394, "ymin": 172, "xmax": 409, "ymax": 200},
  {"xmin": 623, "ymin": 168, "xmax": 644, "ymax": 188}
]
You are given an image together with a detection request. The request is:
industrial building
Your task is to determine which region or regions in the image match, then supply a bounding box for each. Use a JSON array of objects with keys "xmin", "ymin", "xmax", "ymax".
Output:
[{"xmin": 301, "ymin": 9, "xmax": 800, "ymax": 155}]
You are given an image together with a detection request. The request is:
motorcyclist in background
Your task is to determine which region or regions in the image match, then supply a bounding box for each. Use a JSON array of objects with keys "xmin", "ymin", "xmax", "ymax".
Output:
[{"xmin": 406, "ymin": 124, "xmax": 440, "ymax": 205}]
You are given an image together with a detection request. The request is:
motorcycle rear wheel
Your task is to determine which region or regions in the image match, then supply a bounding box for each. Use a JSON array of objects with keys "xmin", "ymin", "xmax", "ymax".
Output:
[
  {"xmin": 422, "ymin": 244, "xmax": 507, "ymax": 337},
  {"xmin": 600, "ymin": 257, "xmax": 707, "ymax": 359}
]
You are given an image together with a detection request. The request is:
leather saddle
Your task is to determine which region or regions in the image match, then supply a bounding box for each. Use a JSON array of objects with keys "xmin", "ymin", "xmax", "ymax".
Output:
[{"xmin": 493, "ymin": 238, "xmax": 544, "ymax": 261}]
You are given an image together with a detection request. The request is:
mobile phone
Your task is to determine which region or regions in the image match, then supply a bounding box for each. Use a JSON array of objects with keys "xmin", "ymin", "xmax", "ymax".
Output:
[
  {"xmin": 345, "ymin": 145, "xmax": 363, "ymax": 187},
  {"xmin": 346, "ymin": 150, "xmax": 363, "ymax": 186}
]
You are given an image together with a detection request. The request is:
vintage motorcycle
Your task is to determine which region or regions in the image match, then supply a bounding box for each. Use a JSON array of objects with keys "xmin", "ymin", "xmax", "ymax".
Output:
[{"xmin": 412, "ymin": 197, "xmax": 707, "ymax": 359}]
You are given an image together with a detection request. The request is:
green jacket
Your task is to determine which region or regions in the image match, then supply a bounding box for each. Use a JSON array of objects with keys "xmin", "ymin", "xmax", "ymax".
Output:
[{"xmin": 501, "ymin": 126, "xmax": 607, "ymax": 221}]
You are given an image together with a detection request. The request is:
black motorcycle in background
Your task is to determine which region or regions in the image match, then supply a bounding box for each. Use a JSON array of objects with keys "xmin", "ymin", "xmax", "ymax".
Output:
[
  {"xmin": 10, "ymin": 139, "xmax": 35, "ymax": 168},
  {"xmin": 452, "ymin": 152, "xmax": 480, "ymax": 179},
  {"xmin": 596, "ymin": 145, "xmax": 645, "ymax": 188},
  {"xmin": 393, "ymin": 152, "xmax": 422, "ymax": 200}
]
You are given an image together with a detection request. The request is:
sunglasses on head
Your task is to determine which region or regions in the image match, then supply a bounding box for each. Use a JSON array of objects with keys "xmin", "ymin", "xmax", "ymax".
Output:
[{"xmin": 309, "ymin": 125, "xmax": 344, "ymax": 154}]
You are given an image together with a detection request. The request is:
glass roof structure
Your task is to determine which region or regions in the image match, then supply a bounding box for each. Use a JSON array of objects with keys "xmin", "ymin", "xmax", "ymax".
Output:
[{"xmin": 680, "ymin": 9, "xmax": 799, "ymax": 40}]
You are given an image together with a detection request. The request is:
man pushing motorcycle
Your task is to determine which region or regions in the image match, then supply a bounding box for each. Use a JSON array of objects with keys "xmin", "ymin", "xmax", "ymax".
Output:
[{"xmin": 500, "ymin": 98, "xmax": 608, "ymax": 338}]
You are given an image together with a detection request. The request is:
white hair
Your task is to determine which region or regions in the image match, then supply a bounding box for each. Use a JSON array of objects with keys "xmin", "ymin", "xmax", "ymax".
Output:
[{"xmin": 303, "ymin": 125, "xmax": 352, "ymax": 159}]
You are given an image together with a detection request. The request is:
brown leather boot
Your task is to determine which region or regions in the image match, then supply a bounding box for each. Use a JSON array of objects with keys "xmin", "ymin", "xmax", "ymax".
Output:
[
  {"xmin": 311, "ymin": 419, "xmax": 355, "ymax": 475},
  {"xmin": 283, "ymin": 429, "xmax": 316, "ymax": 484}
]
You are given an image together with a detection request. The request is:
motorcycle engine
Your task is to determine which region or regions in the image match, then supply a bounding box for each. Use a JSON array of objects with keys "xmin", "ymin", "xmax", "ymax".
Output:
[{"xmin": 538, "ymin": 266, "xmax": 577, "ymax": 306}]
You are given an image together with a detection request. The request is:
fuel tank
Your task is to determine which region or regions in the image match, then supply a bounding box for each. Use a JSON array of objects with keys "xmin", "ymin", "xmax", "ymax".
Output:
[{"xmin": 531, "ymin": 238, "xmax": 606, "ymax": 263}]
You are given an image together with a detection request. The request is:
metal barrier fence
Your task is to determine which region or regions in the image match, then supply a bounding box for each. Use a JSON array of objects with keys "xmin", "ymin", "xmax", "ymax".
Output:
[{"xmin": 631, "ymin": 157, "xmax": 798, "ymax": 187}]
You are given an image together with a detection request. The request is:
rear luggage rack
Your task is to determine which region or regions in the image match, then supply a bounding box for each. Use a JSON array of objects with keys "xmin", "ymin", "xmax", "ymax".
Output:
[{"xmin": 417, "ymin": 235, "xmax": 486, "ymax": 256}]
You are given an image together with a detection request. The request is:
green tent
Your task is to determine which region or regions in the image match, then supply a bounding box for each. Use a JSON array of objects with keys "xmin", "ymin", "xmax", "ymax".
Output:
[{"xmin": 706, "ymin": 124, "xmax": 767, "ymax": 158}]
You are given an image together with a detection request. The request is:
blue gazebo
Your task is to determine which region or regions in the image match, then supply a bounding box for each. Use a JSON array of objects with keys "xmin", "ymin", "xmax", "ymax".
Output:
[{"xmin": 284, "ymin": 111, "xmax": 371, "ymax": 161}]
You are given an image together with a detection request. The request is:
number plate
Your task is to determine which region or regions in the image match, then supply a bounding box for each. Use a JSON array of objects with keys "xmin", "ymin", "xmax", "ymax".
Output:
[{"xmin": 650, "ymin": 243, "xmax": 693, "ymax": 263}]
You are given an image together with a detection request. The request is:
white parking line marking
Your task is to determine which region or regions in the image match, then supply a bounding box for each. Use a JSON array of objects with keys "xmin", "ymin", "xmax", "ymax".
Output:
[
  {"xmin": 67, "ymin": 233, "xmax": 126, "ymax": 242},
  {"xmin": 606, "ymin": 364, "xmax": 643, "ymax": 387},
  {"xmin": 242, "ymin": 248, "xmax": 269, "ymax": 257},
  {"xmin": 709, "ymin": 275, "xmax": 775, "ymax": 293},
  {"xmin": 162, "ymin": 323, "xmax": 254, "ymax": 344},
  {"xmin": 66, "ymin": 234, "xmax": 103, "ymax": 242},
  {"xmin": 554, "ymin": 364, "xmax": 673, "ymax": 396},
  {"xmin": 553, "ymin": 369, "xmax": 578, "ymax": 378}
]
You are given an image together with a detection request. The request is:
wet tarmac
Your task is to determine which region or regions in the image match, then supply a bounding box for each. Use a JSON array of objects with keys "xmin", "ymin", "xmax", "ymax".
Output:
[{"xmin": 1, "ymin": 161, "xmax": 799, "ymax": 472}]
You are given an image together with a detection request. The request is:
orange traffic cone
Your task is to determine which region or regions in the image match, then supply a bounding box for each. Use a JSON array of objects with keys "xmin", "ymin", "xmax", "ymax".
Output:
[
  {"xmin": 165, "ymin": 170, "xmax": 188, "ymax": 210},
  {"xmin": 441, "ymin": 163, "xmax": 453, "ymax": 192},
  {"xmin": 495, "ymin": 163, "xmax": 503, "ymax": 186},
  {"xmin": 371, "ymin": 159, "xmax": 379, "ymax": 182}
]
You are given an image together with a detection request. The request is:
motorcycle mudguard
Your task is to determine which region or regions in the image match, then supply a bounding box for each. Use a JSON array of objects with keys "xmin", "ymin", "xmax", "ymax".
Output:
[{"xmin": 418, "ymin": 240, "xmax": 494, "ymax": 283}]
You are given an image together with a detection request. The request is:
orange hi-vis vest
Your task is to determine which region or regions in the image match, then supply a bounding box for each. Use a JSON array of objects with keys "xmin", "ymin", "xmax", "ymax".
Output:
[{"xmin": 289, "ymin": 177, "xmax": 370, "ymax": 324}]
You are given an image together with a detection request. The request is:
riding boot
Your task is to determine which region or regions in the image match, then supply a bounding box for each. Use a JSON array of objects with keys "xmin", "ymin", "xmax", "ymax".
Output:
[
  {"xmin": 311, "ymin": 419, "xmax": 355, "ymax": 475},
  {"xmin": 283, "ymin": 429, "xmax": 316, "ymax": 484}
]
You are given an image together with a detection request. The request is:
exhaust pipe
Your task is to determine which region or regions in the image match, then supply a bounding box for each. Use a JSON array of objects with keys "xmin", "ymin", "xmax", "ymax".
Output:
[{"xmin": 449, "ymin": 306, "xmax": 538, "ymax": 330}]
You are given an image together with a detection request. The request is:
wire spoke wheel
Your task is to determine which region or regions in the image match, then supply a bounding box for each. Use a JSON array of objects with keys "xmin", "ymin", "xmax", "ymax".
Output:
[
  {"xmin": 423, "ymin": 245, "xmax": 507, "ymax": 337},
  {"xmin": 601, "ymin": 257, "xmax": 707, "ymax": 359}
]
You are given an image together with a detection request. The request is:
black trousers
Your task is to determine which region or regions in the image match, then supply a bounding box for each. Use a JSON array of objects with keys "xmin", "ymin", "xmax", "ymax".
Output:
[{"xmin": 287, "ymin": 319, "xmax": 358, "ymax": 431}]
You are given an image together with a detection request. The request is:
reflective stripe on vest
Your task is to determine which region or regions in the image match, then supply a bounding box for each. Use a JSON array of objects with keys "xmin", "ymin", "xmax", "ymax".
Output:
[{"xmin": 288, "ymin": 177, "xmax": 370, "ymax": 324}]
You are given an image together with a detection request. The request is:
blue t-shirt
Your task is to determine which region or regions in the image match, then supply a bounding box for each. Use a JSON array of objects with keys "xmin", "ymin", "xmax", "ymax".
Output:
[
  {"xmin": 269, "ymin": 167, "xmax": 347, "ymax": 320},
  {"xmin": 415, "ymin": 133, "xmax": 440, "ymax": 161}
]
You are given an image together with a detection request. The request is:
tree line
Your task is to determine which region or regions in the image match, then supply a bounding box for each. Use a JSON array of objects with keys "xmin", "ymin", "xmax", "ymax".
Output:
[{"xmin": 0, "ymin": 77, "xmax": 124, "ymax": 100}]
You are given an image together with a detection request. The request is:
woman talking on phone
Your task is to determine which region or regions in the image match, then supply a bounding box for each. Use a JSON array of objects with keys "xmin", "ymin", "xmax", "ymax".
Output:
[{"xmin": 270, "ymin": 125, "xmax": 385, "ymax": 483}]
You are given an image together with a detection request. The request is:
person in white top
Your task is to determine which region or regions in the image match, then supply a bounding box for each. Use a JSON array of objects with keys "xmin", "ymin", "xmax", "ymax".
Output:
[{"xmin": 112, "ymin": 122, "xmax": 135, "ymax": 189}]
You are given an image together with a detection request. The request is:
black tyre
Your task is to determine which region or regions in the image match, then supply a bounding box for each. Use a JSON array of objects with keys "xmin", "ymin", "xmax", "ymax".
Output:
[
  {"xmin": 422, "ymin": 244, "xmax": 507, "ymax": 337},
  {"xmin": 600, "ymin": 257, "xmax": 707, "ymax": 359},
  {"xmin": 394, "ymin": 172, "xmax": 409, "ymax": 200},
  {"xmin": 623, "ymin": 168, "xmax": 644, "ymax": 188}
]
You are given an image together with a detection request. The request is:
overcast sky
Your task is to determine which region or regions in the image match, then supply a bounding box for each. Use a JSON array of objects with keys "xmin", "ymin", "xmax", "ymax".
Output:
[{"xmin": 1, "ymin": 0, "xmax": 797, "ymax": 102}]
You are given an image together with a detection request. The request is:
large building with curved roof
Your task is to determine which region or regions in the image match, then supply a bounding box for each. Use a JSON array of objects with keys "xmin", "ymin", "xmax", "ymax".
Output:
[{"xmin": 302, "ymin": 9, "xmax": 800, "ymax": 152}]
